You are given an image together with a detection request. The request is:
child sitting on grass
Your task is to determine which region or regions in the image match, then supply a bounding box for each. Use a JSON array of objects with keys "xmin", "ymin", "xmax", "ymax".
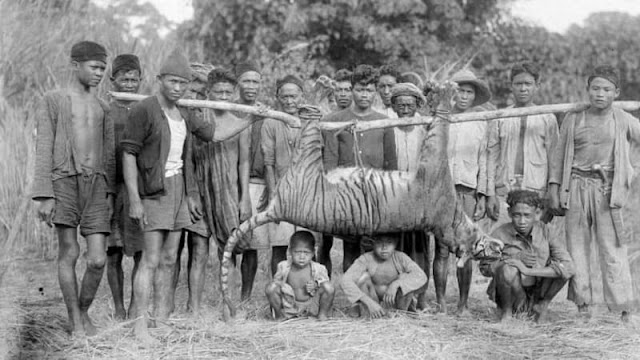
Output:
[
  {"xmin": 265, "ymin": 231, "xmax": 335, "ymax": 320},
  {"xmin": 340, "ymin": 235, "xmax": 427, "ymax": 318}
]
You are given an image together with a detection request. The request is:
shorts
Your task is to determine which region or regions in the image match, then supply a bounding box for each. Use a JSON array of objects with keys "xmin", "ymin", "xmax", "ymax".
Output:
[
  {"xmin": 110, "ymin": 184, "xmax": 144, "ymax": 256},
  {"xmin": 281, "ymin": 282, "xmax": 320, "ymax": 318},
  {"xmin": 246, "ymin": 182, "xmax": 269, "ymax": 249},
  {"xmin": 141, "ymin": 174, "xmax": 192, "ymax": 232},
  {"xmin": 185, "ymin": 217, "xmax": 211, "ymax": 238},
  {"xmin": 52, "ymin": 173, "xmax": 111, "ymax": 237}
]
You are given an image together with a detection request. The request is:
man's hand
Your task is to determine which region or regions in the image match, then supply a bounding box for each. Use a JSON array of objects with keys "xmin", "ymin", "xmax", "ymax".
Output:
[
  {"xmin": 383, "ymin": 283, "xmax": 399, "ymax": 307},
  {"xmin": 548, "ymin": 188, "xmax": 565, "ymax": 216},
  {"xmin": 518, "ymin": 251, "xmax": 538, "ymax": 267},
  {"xmin": 473, "ymin": 196, "xmax": 486, "ymax": 221},
  {"xmin": 306, "ymin": 280, "xmax": 318, "ymax": 297},
  {"xmin": 129, "ymin": 198, "xmax": 147, "ymax": 230},
  {"xmin": 36, "ymin": 198, "xmax": 56, "ymax": 227},
  {"xmin": 486, "ymin": 196, "xmax": 500, "ymax": 221},
  {"xmin": 239, "ymin": 197, "xmax": 252, "ymax": 222},
  {"xmin": 363, "ymin": 298, "xmax": 386, "ymax": 319},
  {"xmin": 255, "ymin": 102, "xmax": 271, "ymax": 117},
  {"xmin": 504, "ymin": 258, "xmax": 530, "ymax": 276},
  {"xmin": 187, "ymin": 195, "xmax": 204, "ymax": 223}
]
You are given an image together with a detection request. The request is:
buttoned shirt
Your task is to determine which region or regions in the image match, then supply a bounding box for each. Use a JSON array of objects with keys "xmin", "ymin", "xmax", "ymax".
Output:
[
  {"xmin": 487, "ymin": 111, "xmax": 559, "ymax": 195},
  {"xmin": 448, "ymin": 118, "xmax": 490, "ymax": 194},
  {"xmin": 261, "ymin": 118, "xmax": 300, "ymax": 181}
]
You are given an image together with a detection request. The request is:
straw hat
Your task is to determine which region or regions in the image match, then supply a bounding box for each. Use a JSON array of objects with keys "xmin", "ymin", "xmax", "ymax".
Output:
[{"xmin": 450, "ymin": 69, "xmax": 491, "ymax": 107}]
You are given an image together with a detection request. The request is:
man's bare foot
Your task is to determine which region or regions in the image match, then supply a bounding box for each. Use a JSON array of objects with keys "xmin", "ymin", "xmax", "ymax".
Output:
[
  {"xmin": 455, "ymin": 306, "xmax": 471, "ymax": 318},
  {"xmin": 69, "ymin": 321, "xmax": 86, "ymax": 339},
  {"xmin": 434, "ymin": 302, "xmax": 448, "ymax": 314},
  {"xmin": 81, "ymin": 313, "xmax": 98, "ymax": 337},
  {"xmin": 317, "ymin": 312, "xmax": 329, "ymax": 321},
  {"xmin": 114, "ymin": 307, "xmax": 126, "ymax": 321},
  {"xmin": 133, "ymin": 320, "xmax": 159, "ymax": 346}
]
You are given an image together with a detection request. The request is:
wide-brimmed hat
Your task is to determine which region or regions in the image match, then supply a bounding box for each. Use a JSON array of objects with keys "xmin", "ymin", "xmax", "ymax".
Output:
[{"xmin": 450, "ymin": 69, "xmax": 491, "ymax": 107}]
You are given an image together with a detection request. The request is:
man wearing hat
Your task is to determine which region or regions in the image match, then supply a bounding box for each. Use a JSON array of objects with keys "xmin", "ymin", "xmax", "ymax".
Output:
[
  {"xmin": 433, "ymin": 68, "xmax": 493, "ymax": 315},
  {"xmin": 105, "ymin": 54, "xmax": 143, "ymax": 321},
  {"xmin": 549, "ymin": 65, "xmax": 639, "ymax": 323},
  {"xmin": 33, "ymin": 40, "xmax": 114, "ymax": 337},
  {"xmin": 383, "ymin": 82, "xmax": 431, "ymax": 309},
  {"xmin": 121, "ymin": 49, "xmax": 253, "ymax": 343},
  {"xmin": 233, "ymin": 60, "xmax": 267, "ymax": 301},
  {"xmin": 261, "ymin": 74, "xmax": 322, "ymax": 275}
]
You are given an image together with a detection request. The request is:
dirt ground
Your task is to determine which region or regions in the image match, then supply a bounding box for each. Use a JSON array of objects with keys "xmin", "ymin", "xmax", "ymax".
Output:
[{"xmin": 1, "ymin": 239, "xmax": 640, "ymax": 360}]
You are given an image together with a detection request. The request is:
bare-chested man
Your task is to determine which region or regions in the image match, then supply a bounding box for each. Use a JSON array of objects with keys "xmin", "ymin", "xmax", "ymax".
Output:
[
  {"xmin": 33, "ymin": 41, "xmax": 114, "ymax": 337},
  {"xmin": 122, "ymin": 50, "xmax": 256, "ymax": 343},
  {"xmin": 184, "ymin": 68, "xmax": 251, "ymax": 314},
  {"xmin": 106, "ymin": 54, "xmax": 143, "ymax": 320}
]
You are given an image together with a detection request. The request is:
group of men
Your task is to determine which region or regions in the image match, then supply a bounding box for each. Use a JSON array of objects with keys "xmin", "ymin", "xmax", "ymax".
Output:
[{"xmin": 33, "ymin": 40, "xmax": 638, "ymax": 342}]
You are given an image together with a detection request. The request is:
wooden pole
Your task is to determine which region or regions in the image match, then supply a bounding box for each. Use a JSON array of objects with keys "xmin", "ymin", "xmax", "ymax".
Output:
[
  {"xmin": 320, "ymin": 101, "xmax": 640, "ymax": 132},
  {"xmin": 109, "ymin": 92, "xmax": 301, "ymax": 128}
]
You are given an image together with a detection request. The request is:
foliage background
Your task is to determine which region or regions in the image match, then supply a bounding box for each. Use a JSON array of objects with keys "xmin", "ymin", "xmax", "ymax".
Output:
[{"xmin": 0, "ymin": 0, "xmax": 639, "ymax": 280}]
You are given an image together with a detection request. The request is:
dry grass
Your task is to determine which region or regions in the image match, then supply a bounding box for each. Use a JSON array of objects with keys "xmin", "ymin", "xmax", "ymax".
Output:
[{"xmin": 2, "ymin": 249, "xmax": 640, "ymax": 360}]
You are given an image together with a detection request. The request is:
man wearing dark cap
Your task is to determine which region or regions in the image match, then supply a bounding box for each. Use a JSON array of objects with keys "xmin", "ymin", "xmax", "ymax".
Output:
[
  {"xmin": 234, "ymin": 60, "xmax": 268, "ymax": 300},
  {"xmin": 121, "ymin": 49, "xmax": 254, "ymax": 343},
  {"xmin": 433, "ymin": 69, "xmax": 493, "ymax": 315},
  {"xmin": 106, "ymin": 54, "xmax": 143, "ymax": 321},
  {"xmin": 262, "ymin": 74, "xmax": 321, "ymax": 274},
  {"xmin": 549, "ymin": 65, "xmax": 639, "ymax": 323},
  {"xmin": 33, "ymin": 40, "xmax": 113, "ymax": 337}
]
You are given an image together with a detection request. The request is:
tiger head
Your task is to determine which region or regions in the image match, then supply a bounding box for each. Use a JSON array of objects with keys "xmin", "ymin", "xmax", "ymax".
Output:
[{"xmin": 451, "ymin": 207, "xmax": 504, "ymax": 268}]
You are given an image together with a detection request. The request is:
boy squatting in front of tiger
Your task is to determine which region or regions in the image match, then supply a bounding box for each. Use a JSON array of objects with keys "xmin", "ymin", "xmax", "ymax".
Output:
[
  {"xmin": 265, "ymin": 231, "xmax": 335, "ymax": 320},
  {"xmin": 340, "ymin": 235, "xmax": 428, "ymax": 318}
]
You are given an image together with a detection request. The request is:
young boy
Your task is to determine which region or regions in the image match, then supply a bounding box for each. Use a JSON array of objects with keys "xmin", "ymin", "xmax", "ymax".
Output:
[
  {"xmin": 265, "ymin": 231, "xmax": 335, "ymax": 320},
  {"xmin": 33, "ymin": 41, "xmax": 114, "ymax": 337},
  {"xmin": 480, "ymin": 190, "xmax": 574, "ymax": 322},
  {"xmin": 340, "ymin": 235, "xmax": 428, "ymax": 318}
]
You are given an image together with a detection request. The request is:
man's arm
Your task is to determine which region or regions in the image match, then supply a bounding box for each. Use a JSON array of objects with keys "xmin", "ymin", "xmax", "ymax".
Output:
[
  {"xmin": 214, "ymin": 112, "xmax": 255, "ymax": 142},
  {"xmin": 544, "ymin": 114, "xmax": 560, "ymax": 185},
  {"xmin": 238, "ymin": 128, "xmax": 252, "ymax": 221},
  {"xmin": 261, "ymin": 120, "xmax": 277, "ymax": 200},
  {"xmin": 485, "ymin": 120, "xmax": 500, "ymax": 220},
  {"xmin": 122, "ymin": 152, "xmax": 146, "ymax": 228},
  {"xmin": 393, "ymin": 252, "xmax": 428, "ymax": 295},
  {"xmin": 32, "ymin": 94, "xmax": 56, "ymax": 200},
  {"xmin": 102, "ymin": 103, "xmax": 117, "ymax": 195},
  {"xmin": 339, "ymin": 255, "xmax": 370, "ymax": 305}
]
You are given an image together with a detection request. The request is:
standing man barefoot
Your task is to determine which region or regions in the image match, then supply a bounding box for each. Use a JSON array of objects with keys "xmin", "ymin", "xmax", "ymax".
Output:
[
  {"xmin": 106, "ymin": 54, "xmax": 143, "ymax": 320},
  {"xmin": 33, "ymin": 41, "xmax": 114, "ymax": 337},
  {"xmin": 549, "ymin": 65, "xmax": 639, "ymax": 322},
  {"xmin": 122, "ymin": 50, "xmax": 213, "ymax": 344},
  {"xmin": 234, "ymin": 61, "xmax": 267, "ymax": 301}
]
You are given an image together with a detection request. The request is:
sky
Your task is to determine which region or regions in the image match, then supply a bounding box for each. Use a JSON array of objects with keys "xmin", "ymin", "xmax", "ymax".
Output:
[{"xmin": 143, "ymin": 0, "xmax": 640, "ymax": 34}]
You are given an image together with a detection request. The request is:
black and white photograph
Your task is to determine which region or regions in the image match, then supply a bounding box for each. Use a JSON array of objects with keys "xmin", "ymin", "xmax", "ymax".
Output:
[{"xmin": 1, "ymin": 0, "xmax": 640, "ymax": 358}]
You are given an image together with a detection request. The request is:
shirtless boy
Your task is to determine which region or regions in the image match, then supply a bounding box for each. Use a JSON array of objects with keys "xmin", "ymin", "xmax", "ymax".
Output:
[
  {"xmin": 33, "ymin": 41, "xmax": 114, "ymax": 337},
  {"xmin": 265, "ymin": 231, "xmax": 335, "ymax": 320},
  {"xmin": 340, "ymin": 235, "xmax": 427, "ymax": 318}
]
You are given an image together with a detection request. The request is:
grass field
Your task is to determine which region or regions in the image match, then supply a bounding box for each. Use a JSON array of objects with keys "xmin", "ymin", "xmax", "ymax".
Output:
[{"xmin": 2, "ymin": 238, "xmax": 639, "ymax": 360}]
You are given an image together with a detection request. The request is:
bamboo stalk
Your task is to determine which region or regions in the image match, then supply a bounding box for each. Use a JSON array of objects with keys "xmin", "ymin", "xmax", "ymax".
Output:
[
  {"xmin": 320, "ymin": 101, "xmax": 640, "ymax": 132},
  {"xmin": 109, "ymin": 92, "xmax": 301, "ymax": 128}
]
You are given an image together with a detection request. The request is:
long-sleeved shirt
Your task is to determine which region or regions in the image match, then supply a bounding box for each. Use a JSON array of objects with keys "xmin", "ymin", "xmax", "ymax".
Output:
[
  {"xmin": 322, "ymin": 108, "xmax": 390, "ymax": 170},
  {"xmin": 487, "ymin": 110, "xmax": 559, "ymax": 195},
  {"xmin": 340, "ymin": 251, "xmax": 427, "ymax": 304},
  {"xmin": 33, "ymin": 89, "xmax": 115, "ymax": 199},
  {"xmin": 549, "ymin": 107, "xmax": 640, "ymax": 210},
  {"xmin": 490, "ymin": 222, "xmax": 575, "ymax": 280},
  {"xmin": 448, "ymin": 120, "xmax": 490, "ymax": 194},
  {"xmin": 120, "ymin": 95, "xmax": 215, "ymax": 199},
  {"xmin": 261, "ymin": 118, "xmax": 300, "ymax": 181},
  {"xmin": 109, "ymin": 101, "xmax": 136, "ymax": 185}
]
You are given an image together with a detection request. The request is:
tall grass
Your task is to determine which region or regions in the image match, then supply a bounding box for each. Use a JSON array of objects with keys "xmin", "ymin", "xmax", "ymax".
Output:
[{"xmin": 0, "ymin": 0, "xmax": 175, "ymax": 262}]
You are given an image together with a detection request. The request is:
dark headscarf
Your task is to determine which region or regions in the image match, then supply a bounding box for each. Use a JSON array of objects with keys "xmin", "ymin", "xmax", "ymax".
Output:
[
  {"xmin": 111, "ymin": 54, "xmax": 140, "ymax": 78},
  {"xmin": 71, "ymin": 41, "xmax": 107, "ymax": 63}
]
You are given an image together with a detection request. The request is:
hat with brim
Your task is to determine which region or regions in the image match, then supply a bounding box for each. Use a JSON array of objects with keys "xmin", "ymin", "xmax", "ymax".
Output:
[{"xmin": 450, "ymin": 69, "xmax": 492, "ymax": 107}]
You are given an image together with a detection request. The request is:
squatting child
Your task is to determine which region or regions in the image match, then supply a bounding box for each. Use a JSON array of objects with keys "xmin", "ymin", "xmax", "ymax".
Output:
[
  {"xmin": 340, "ymin": 235, "xmax": 428, "ymax": 318},
  {"xmin": 265, "ymin": 231, "xmax": 335, "ymax": 320}
]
